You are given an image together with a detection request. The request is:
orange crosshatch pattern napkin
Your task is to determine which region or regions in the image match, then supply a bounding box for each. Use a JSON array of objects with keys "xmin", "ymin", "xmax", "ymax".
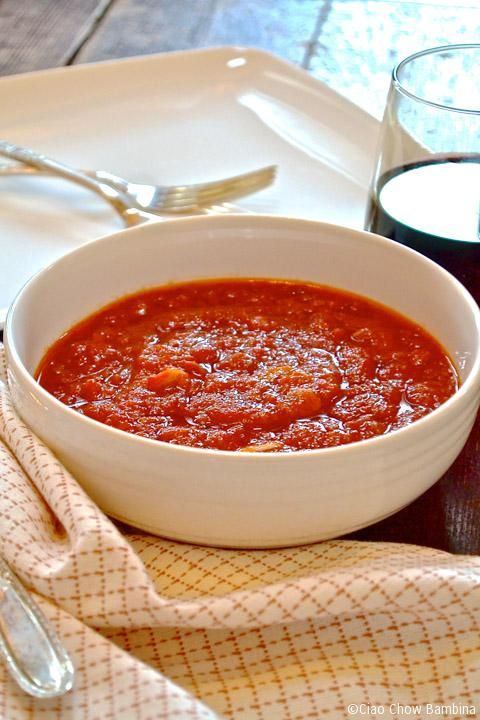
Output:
[{"xmin": 0, "ymin": 345, "xmax": 479, "ymax": 720}]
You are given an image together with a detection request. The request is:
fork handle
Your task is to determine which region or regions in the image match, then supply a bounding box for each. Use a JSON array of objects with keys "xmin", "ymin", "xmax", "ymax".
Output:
[
  {"xmin": 0, "ymin": 555, "xmax": 74, "ymax": 698},
  {"xmin": 0, "ymin": 141, "xmax": 134, "ymax": 223}
]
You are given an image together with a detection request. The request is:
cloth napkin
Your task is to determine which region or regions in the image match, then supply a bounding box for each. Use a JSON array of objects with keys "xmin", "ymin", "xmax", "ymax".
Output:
[{"xmin": 0, "ymin": 345, "xmax": 479, "ymax": 720}]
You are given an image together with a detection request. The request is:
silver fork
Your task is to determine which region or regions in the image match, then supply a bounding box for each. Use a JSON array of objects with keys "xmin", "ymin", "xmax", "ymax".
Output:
[{"xmin": 0, "ymin": 141, "xmax": 276, "ymax": 225}]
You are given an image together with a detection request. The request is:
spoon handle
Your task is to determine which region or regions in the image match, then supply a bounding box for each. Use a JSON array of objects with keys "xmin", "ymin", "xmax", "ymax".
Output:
[
  {"xmin": 0, "ymin": 555, "xmax": 74, "ymax": 698},
  {"xmin": 0, "ymin": 140, "xmax": 143, "ymax": 226}
]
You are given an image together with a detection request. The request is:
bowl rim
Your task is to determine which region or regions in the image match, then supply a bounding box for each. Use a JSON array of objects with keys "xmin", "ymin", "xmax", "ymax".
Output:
[{"xmin": 5, "ymin": 213, "xmax": 480, "ymax": 461}]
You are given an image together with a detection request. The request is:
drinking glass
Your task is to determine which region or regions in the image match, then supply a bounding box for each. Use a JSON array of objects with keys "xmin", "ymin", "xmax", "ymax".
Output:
[{"xmin": 365, "ymin": 44, "xmax": 480, "ymax": 294}]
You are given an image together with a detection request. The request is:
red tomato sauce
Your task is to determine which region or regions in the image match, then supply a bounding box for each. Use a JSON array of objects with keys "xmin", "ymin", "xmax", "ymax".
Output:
[{"xmin": 36, "ymin": 279, "xmax": 458, "ymax": 452}]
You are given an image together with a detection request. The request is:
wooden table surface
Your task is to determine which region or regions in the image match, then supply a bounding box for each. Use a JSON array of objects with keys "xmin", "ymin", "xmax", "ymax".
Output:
[{"xmin": 1, "ymin": 0, "xmax": 479, "ymax": 554}]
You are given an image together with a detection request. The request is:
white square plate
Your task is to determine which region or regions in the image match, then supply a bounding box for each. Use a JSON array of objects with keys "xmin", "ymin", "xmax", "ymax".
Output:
[{"xmin": 0, "ymin": 47, "xmax": 379, "ymax": 327}]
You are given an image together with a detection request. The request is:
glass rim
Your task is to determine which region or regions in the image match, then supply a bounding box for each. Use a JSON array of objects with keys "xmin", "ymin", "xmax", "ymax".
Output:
[{"xmin": 392, "ymin": 43, "xmax": 480, "ymax": 115}]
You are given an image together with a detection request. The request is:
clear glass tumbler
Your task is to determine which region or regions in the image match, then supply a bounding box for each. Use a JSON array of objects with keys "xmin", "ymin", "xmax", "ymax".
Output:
[{"xmin": 365, "ymin": 44, "xmax": 480, "ymax": 292}]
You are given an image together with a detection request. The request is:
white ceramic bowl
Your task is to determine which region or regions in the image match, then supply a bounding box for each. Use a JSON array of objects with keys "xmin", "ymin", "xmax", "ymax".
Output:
[{"xmin": 5, "ymin": 215, "xmax": 480, "ymax": 547}]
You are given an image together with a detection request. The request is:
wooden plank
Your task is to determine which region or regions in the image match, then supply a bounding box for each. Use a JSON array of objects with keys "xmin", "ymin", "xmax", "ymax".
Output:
[
  {"xmin": 203, "ymin": 0, "xmax": 324, "ymax": 66},
  {"xmin": 0, "ymin": 0, "xmax": 112, "ymax": 76},
  {"xmin": 74, "ymin": 0, "xmax": 325, "ymax": 67},
  {"xmin": 74, "ymin": 0, "xmax": 218, "ymax": 63},
  {"xmin": 309, "ymin": 0, "xmax": 480, "ymax": 118}
]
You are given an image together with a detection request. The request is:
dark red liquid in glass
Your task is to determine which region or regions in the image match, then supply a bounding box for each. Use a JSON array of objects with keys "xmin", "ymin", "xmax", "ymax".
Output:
[{"xmin": 366, "ymin": 154, "xmax": 480, "ymax": 302}]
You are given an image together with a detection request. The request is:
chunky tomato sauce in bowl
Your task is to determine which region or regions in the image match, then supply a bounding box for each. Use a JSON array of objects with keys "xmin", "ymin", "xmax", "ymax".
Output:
[
  {"xmin": 36, "ymin": 279, "xmax": 458, "ymax": 453},
  {"xmin": 5, "ymin": 215, "xmax": 480, "ymax": 547}
]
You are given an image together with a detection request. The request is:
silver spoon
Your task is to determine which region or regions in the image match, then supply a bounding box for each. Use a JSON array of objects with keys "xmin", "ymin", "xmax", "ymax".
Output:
[
  {"xmin": 0, "ymin": 141, "xmax": 146, "ymax": 227},
  {"xmin": 0, "ymin": 555, "xmax": 74, "ymax": 698}
]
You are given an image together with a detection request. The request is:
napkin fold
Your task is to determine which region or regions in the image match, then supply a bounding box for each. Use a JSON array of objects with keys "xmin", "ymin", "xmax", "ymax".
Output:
[{"xmin": 0, "ymin": 346, "xmax": 479, "ymax": 720}]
